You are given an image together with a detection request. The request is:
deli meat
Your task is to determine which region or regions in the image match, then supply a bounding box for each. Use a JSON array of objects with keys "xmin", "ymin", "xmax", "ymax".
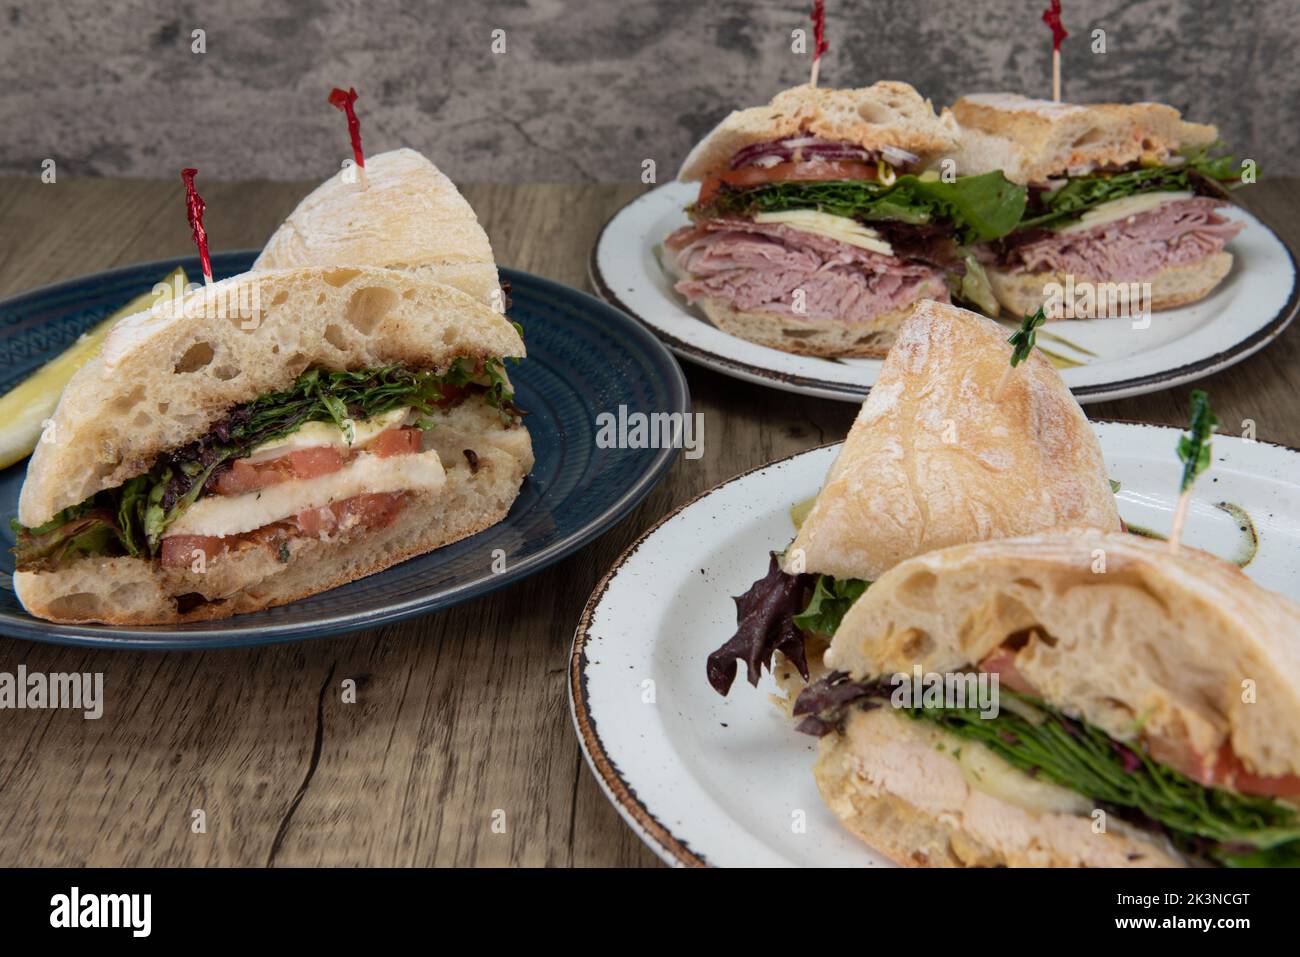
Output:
[
  {"xmin": 668, "ymin": 218, "xmax": 949, "ymax": 323},
  {"xmin": 1004, "ymin": 196, "xmax": 1243, "ymax": 280}
]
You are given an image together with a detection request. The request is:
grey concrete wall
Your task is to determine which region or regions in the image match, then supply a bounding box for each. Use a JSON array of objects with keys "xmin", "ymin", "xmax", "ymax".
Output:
[{"xmin": 0, "ymin": 0, "xmax": 1293, "ymax": 182}]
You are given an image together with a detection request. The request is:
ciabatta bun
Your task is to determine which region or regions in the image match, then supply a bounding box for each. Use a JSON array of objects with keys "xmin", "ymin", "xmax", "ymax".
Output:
[
  {"xmin": 946, "ymin": 93, "xmax": 1219, "ymax": 185},
  {"xmin": 19, "ymin": 266, "xmax": 525, "ymax": 528},
  {"xmin": 987, "ymin": 251, "xmax": 1234, "ymax": 316},
  {"xmin": 253, "ymin": 148, "xmax": 502, "ymax": 308},
  {"xmin": 698, "ymin": 297, "xmax": 912, "ymax": 358},
  {"xmin": 783, "ymin": 300, "xmax": 1121, "ymax": 581},
  {"xmin": 828, "ymin": 529, "xmax": 1300, "ymax": 781},
  {"xmin": 679, "ymin": 82, "xmax": 959, "ymax": 182},
  {"xmin": 815, "ymin": 707, "xmax": 1183, "ymax": 867},
  {"xmin": 14, "ymin": 400, "xmax": 532, "ymax": 625}
]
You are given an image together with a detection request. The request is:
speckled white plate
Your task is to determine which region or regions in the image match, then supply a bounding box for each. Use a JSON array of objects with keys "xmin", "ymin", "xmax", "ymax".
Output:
[
  {"xmin": 568, "ymin": 422, "xmax": 1300, "ymax": 867},
  {"xmin": 590, "ymin": 182, "xmax": 1298, "ymax": 404}
]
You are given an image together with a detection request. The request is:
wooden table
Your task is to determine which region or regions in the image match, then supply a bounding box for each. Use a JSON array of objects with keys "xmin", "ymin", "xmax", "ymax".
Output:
[{"xmin": 0, "ymin": 177, "xmax": 1296, "ymax": 867}]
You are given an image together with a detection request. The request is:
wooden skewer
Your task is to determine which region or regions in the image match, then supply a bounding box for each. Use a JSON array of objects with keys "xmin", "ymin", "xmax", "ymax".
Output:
[
  {"xmin": 1167, "ymin": 490, "xmax": 1191, "ymax": 553},
  {"xmin": 1052, "ymin": 47, "xmax": 1061, "ymax": 102}
]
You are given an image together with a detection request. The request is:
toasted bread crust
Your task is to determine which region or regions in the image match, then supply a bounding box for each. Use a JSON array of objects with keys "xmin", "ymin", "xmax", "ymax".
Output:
[
  {"xmin": 254, "ymin": 148, "xmax": 501, "ymax": 307},
  {"xmin": 679, "ymin": 82, "xmax": 959, "ymax": 181},
  {"xmin": 987, "ymin": 252, "xmax": 1234, "ymax": 316},
  {"xmin": 947, "ymin": 93, "xmax": 1219, "ymax": 185},
  {"xmin": 785, "ymin": 300, "xmax": 1121, "ymax": 581},
  {"xmin": 698, "ymin": 297, "xmax": 910, "ymax": 358}
]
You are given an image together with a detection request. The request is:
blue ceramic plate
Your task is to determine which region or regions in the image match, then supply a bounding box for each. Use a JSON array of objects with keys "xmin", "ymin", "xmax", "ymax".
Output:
[{"xmin": 0, "ymin": 252, "xmax": 689, "ymax": 649}]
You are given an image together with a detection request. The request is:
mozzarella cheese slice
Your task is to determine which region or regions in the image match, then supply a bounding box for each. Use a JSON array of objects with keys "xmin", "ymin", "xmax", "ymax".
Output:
[
  {"xmin": 244, "ymin": 407, "xmax": 411, "ymax": 463},
  {"xmin": 166, "ymin": 449, "xmax": 445, "ymax": 539},
  {"xmin": 1055, "ymin": 190, "xmax": 1193, "ymax": 235},
  {"xmin": 753, "ymin": 210, "xmax": 895, "ymax": 256}
]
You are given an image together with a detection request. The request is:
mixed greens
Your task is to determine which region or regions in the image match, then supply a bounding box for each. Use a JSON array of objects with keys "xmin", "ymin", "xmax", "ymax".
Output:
[
  {"xmin": 791, "ymin": 574, "xmax": 869, "ymax": 635},
  {"xmin": 794, "ymin": 676, "xmax": 1300, "ymax": 867},
  {"xmin": 1017, "ymin": 144, "xmax": 1247, "ymax": 231},
  {"xmin": 12, "ymin": 360, "xmax": 519, "ymax": 570},
  {"xmin": 695, "ymin": 170, "xmax": 1028, "ymax": 245}
]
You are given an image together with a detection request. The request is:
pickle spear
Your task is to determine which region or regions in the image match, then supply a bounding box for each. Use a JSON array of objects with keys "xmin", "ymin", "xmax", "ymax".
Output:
[{"xmin": 0, "ymin": 267, "xmax": 188, "ymax": 470}]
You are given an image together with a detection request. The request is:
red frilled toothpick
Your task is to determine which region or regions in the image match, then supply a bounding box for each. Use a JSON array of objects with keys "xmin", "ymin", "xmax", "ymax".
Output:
[
  {"xmin": 179, "ymin": 168, "xmax": 213, "ymax": 285},
  {"xmin": 328, "ymin": 86, "xmax": 368, "ymax": 186},
  {"xmin": 1042, "ymin": 1, "xmax": 1068, "ymax": 102},
  {"xmin": 809, "ymin": 0, "xmax": 829, "ymax": 88}
]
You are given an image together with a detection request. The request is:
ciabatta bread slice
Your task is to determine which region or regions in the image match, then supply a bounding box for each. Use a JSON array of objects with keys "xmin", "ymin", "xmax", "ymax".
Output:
[
  {"xmin": 784, "ymin": 299, "xmax": 1121, "ymax": 581},
  {"xmin": 946, "ymin": 93, "xmax": 1219, "ymax": 185},
  {"xmin": 254, "ymin": 148, "xmax": 502, "ymax": 308},
  {"xmin": 19, "ymin": 265, "xmax": 525, "ymax": 528},
  {"xmin": 828, "ymin": 529, "xmax": 1300, "ymax": 782},
  {"xmin": 679, "ymin": 82, "xmax": 959, "ymax": 182},
  {"xmin": 697, "ymin": 297, "xmax": 913, "ymax": 358},
  {"xmin": 987, "ymin": 251, "xmax": 1234, "ymax": 316}
]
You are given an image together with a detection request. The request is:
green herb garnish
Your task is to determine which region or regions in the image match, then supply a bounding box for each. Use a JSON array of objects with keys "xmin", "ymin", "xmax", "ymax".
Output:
[{"xmin": 1007, "ymin": 307, "xmax": 1047, "ymax": 367}]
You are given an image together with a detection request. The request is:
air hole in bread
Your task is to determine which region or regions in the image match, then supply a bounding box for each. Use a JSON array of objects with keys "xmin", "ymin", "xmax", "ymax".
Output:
[
  {"xmin": 316, "ymin": 293, "xmax": 326, "ymax": 305},
  {"xmin": 899, "ymin": 628, "xmax": 933, "ymax": 659},
  {"xmin": 174, "ymin": 592, "xmax": 224, "ymax": 615},
  {"xmin": 110, "ymin": 384, "xmax": 146, "ymax": 412},
  {"xmin": 285, "ymin": 352, "xmax": 310, "ymax": 376},
  {"xmin": 345, "ymin": 286, "xmax": 397, "ymax": 334},
  {"xmin": 323, "ymin": 268, "xmax": 361, "ymax": 288},
  {"xmin": 1008, "ymin": 625, "xmax": 1058, "ymax": 649},
  {"xmin": 897, "ymin": 569, "xmax": 937, "ymax": 603},
  {"xmin": 271, "ymin": 291, "xmax": 289, "ymax": 307},
  {"xmin": 212, "ymin": 364, "xmax": 240, "ymax": 382},
  {"xmin": 46, "ymin": 592, "xmax": 106, "ymax": 619},
  {"xmin": 270, "ymin": 344, "xmax": 280, "ymax": 355},
  {"xmin": 174, "ymin": 340, "xmax": 215, "ymax": 373},
  {"xmin": 132, "ymin": 410, "xmax": 151, "ymax": 428},
  {"xmin": 857, "ymin": 102, "xmax": 896, "ymax": 124},
  {"xmin": 157, "ymin": 402, "xmax": 169, "ymax": 414},
  {"xmin": 1072, "ymin": 127, "xmax": 1106, "ymax": 148},
  {"xmin": 323, "ymin": 322, "xmax": 348, "ymax": 350},
  {"xmin": 402, "ymin": 288, "xmax": 416, "ymax": 300}
]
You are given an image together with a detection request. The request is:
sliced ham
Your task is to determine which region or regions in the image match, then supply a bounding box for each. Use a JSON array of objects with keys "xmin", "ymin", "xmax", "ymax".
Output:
[
  {"xmin": 1004, "ymin": 196, "xmax": 1243, "ymax": 280},
  {"xmin": 667, "ymin": 218, "xmax": 950, "ymax": 324}
]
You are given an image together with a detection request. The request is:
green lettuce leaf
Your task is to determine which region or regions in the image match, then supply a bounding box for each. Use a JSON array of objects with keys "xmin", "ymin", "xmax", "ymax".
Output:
[
  {"xmin": 792, "ymin": 575, "xmax": 869, "ymax": 635},
  {"xmin": 697, "ymin": 171, "xmax": 1028, "ymax": 243},
  {"xmin": 1018, "ymin": 144, "xmax": 1248, "ymax": 231}
]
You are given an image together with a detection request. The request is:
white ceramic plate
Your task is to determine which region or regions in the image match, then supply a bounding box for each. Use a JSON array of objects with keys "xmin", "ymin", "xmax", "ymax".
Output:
[
  {"xmin": 569, "ymin": 423, "xmax": 1300, "ymax": 867},
  {"xmin": 590, "ymin": 182, "xmax": 1298, "ymax": 403}
]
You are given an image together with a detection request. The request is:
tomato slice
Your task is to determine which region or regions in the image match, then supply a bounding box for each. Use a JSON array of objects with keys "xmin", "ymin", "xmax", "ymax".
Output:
[
  {"xmin": 160, "ymin": 535, "xmax": 227, "ymax": 568},
  {"xmin": 366, "ymin": 426, "xmax": 423, "ymax": 458},
  {"xmin": 213, "ymin": 446, "xmax": 347, "ymax": 496},
  {"xmin": 697, "ymin": 160, "xmax": 878, "ymax": 205},
  {"xmin": 1200, "ymin": 744, "xmax": 1300, "ymax": 798},
  {"xmin": 295, "ymin": 492, "xmax": 406, "ymax": 537}
]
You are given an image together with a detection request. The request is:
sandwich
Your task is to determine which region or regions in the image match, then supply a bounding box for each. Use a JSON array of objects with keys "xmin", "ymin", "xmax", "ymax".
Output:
[
  {"xmin": 11, "ymin": 266, "xmax": 532, "ymax": 624},
  {"xmin": 254, "ymin": 148, "xmax": 505, "ymax": 310},
  {"xmin": 948, "ymin": 94, "xmax": 1247, "ymax": 316},
  {"xmin": 794, "ymin": 528, "xmax": 1300, "ymax": 868},
  {"xmin": 666, "ymin": 84, "xmax": 1027, "ymax": 357},
  {"xmin": 706, "ymin": 299, "xmax": 1121, "ymax": 698}
]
